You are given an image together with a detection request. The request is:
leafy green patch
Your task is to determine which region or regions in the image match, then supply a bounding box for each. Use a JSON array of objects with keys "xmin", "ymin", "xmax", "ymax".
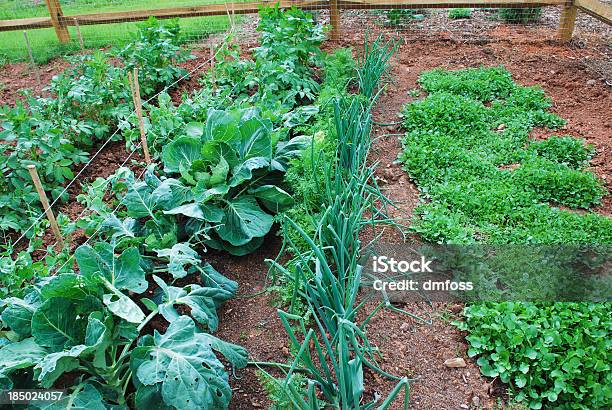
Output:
[
  {"xmin": 117, "ymin": 17, "xmax": 192, "ymax": 96},
  {"xmin": 401, "ymin": 67, "xmax": 612, "ymax": 409},
  {"xmin": 455, "ymin": 302, "xmax": 611, "ymax": 409},
  {"xmin": 0, "ymin": 18, "xmax": 189, "ymax": 236},
  {"xmin": 400, "ymin": 66, "xmax": 610, "ymax": 244},
  {"xmin": 157, "ymin": 107, "xmax": 309, "ymax": 255},
  {"xmin": 0, "ymin": 249, "xmax": 243, "ymax": 408}
]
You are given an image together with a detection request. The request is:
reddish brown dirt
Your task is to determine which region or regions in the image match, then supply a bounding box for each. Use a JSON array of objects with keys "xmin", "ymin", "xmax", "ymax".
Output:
[
  {"xmin": 0, "ymin": 58, "xmax": 70, "ymax": 106},
  {"xmin": 212, "ymin": 234, "xmax": 287, "ymax": 410}
]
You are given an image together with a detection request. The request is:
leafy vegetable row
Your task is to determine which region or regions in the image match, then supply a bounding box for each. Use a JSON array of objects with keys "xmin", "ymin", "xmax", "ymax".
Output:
[
  {"xmin": 0, "ymin": 17, "xmax": 191, "ymax": 235},
  {"xmin": 399, "ymin": 66, "xmax": 611, "ymax": 409},
  {"xmin": 1, "ymin": 6, "xmax": 348, "ymax": 409},
  {"xmin": 256, "ymin": 35, "xmax": 427, "ymax": 409}
]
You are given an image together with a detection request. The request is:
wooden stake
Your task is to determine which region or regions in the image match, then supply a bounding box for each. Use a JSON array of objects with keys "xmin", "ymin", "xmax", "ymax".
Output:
[
  {"xmin": 74, "ymin": 18, "xmax": 84, "ymax": 52},
  {"xmin": 44, "ymin": 0, "xmax": 70, "ymax": 43},
  {"xmin": 558, "ymin": 3, "xmax": 578, "ymax": 42},
  {"xmin": 23, "ymin": 31, "xmax": 41, "ymax": 86},
  {"xmin": 210, "ymin": 45, "xmax": 216, "ymax": 92},
  {"xmin": 27, "ymin": 165, "xmax": 64, "ymax": 246},
  {"xmin": 224, "ymin": 2, "xmax": 235, "ymax": 33},
  {"xmin": 128, "ymin": 69, "xmax": 151, "ymax": 165},
  {"xmin": 330, "ymin": 0, "xmax": 340, "ymax": 41}
]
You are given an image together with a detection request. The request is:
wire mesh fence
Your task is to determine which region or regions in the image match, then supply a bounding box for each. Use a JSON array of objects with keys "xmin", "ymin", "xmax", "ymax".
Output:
[
  {"xmin": 1, "ymin": 1, "xmax": 610, "ymax": 67},
  {"xmin": 0, "ymin": 0, "xmax": 245, "ymax": 64}
]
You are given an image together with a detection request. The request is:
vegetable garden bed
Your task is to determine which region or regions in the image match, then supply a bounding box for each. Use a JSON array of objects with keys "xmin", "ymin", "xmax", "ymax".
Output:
[{"xmin": 0, "ymin": 5, "xmax": 610, "ymax": 410}]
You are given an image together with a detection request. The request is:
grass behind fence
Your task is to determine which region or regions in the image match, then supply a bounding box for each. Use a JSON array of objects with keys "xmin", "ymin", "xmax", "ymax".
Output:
[{"xmin": 0, "ymin": 0, "xmax": 250, "ymax": 64}]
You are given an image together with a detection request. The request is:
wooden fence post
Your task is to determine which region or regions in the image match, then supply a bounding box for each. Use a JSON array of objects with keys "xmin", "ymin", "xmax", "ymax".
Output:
[
  {"xmin": 559, "ymin": 2, "xmax": 578, "ymax": 42},
  {"xmin": 44, "ymin": 0, "xmax": 70, "ymax": 43},
  {"xmin": 127, "ymin": 69, "xmax": 152, "ymax": 165},
  {"xmin": 330, "ymin": 0, "xmax": 340, "ymax": 40},
  {"xmin": 27, "ymin": 165, "xmax": 64, "ymax": 246}
]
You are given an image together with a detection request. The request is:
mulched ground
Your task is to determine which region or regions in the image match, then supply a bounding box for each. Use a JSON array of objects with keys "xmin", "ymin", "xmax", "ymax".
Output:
[{"xmin": 1, "ymin": 11, "xmax": 610, "ymax": 410}]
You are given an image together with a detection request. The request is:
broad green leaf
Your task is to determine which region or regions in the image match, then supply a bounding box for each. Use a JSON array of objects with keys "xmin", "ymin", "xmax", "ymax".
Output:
[
  {"xmin": 193, "ymin": 182, "xmax": 230, "ymax": 203},
  {"xmin": 199, "ymin": 263, "xmax": 238, "ymax": 293},
  {"xmin": 204, "ymin": 109, "xmax": 241, "ymax": 144},
  {"xmin": 200, "ymin": 141, "xmax": 239, "ymax": 168},
  {"xmin": 35, "ymin": 344, "xmax": 88, "ymax": 388},
  {"xmin": 103, "ymin": 290, "xmax": 145, "ymax": 324},
  {"xmin": 132, "ymin": 316, "xmax": 246, "ymax": 410},
  {"xmin": 0, "ymin": 338, "xmax": 46, "ymax": 378},
  {"xmin": 156, "ymin": 243, "xmax": 201, "ymax": 279},
  {"xmin": 100, "ymin": 214, "xmax": 137, "ymax": 240},
  {"xmin": 122, "ymin": 167, "xmax": 173, "ymax": 219},
  {"xmin": 209, "ymin": 156, "xmax": 229, "ymax": 186},
  {"xmin": 239, "ymin": 117, "xmax": 272, "ymax": 159},
  {"xmin": 271, "ymin": 135, "xmax": 311, "ymax": 172},
  {"xmin": 229, "ymin": 157, "xmax": 270, "ymax": 187},
  {"xmin": 250, "ymin": 185, "xmax": 294, "ymax": 213},
  {"xmin": 154, "ymin": 275, "xmax": 234, "ymax": 331},
  {"xmin": 39, "ymin": 274, "xmax": 90, "ymax": 300},
  {"xmin": 84, "ymin": 312, "xmax": 112, "ymax": 368},
  {"xmin": 35, "ymin": 312, "xmax": 111, "ymax": 387},
  {"xmin": 185, "ymin": 122, "xmax": 204, "ymax": 138},
  {"xmin": 165, "ymin": 203, "xmax": 205, "ymax": 219},
  {"xmin": 201, "ymin": 332, "xmax": 248, "ymax": 369},
  {"xmin": 1, "ymin": 291, "xmax": 41, "ymax": 338},
  {"xmin": 159, "ymin": 178, "xmax": 194, "ymax": 208},
  {"xmin": 75, "ymin": 242, "xmax": 147, "ymax": 294},
  {"xmin": 217, "ymin": 196, "xmax": 273, "ymax": 246},
  {"xmin": 31, "ymin": 298, "xmax": 88, "ymax": 351},
  {"xmin": 165, "ymin": 202, "xmax": 224, "ymax": 224},
  {"xmin": 162, "ymin": 136, "xmax": 202, "ymax": 173},
  {"xmin": 134, "ymin": 384, "xmax": 173, "ymax": 410},
  {"xmin": 143, "ymin": 216, "xmax": 179, "ymax": 251}
]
